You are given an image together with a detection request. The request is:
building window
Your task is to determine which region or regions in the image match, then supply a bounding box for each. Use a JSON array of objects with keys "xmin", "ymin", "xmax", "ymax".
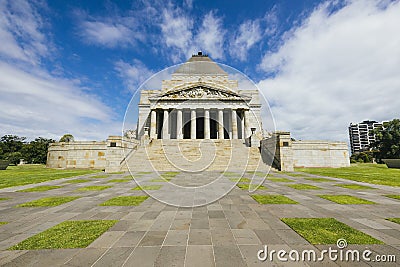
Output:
[
  {"xmin": 283, "ymin": 142, "xmax": 289, "ymax": 147},
  {"xmin": 110, "ymin": 142, "xmax": 116, "ymax": 147}
]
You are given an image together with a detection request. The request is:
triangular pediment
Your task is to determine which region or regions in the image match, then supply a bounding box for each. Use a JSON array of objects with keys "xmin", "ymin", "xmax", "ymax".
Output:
[{"xmin": 149, "ymin": 84, "xmax": 251, "ymax": 101}]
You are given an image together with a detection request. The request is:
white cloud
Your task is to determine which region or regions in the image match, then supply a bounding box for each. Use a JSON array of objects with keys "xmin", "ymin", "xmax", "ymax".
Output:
[
  {"xmin": 258, "ymin": 0, "xmax": 400, "ymax": 142},
  {"xmin": 0, "ymin": 61, "xmax": 119, "ymax": 140},
  {"xmin": 160, "ymin": 7, "xmax": 194, "ymax": 61},
  {"xmin": 230, "ymin": 20, "xmax": 262, "ymax": 61},
  {"xmin": 77, "ymin": 9, "xmax": 144, "ymax": 48},
  {"xmin": 115, "ymin": 59, "xmax": 154, "ymax": 92},
  {"xmin": 0, "ymin": 0, "xmax": 49, "ymax": 64},
  {"xmin": 196, "ymin": 11, "xmax": 226, "ymax": 60}
]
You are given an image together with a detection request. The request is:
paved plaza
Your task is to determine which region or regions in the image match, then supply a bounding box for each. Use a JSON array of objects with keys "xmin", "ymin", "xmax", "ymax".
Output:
[{"xmin": 0, "ymin": 171, "xmax": 399, "ymax": 266}]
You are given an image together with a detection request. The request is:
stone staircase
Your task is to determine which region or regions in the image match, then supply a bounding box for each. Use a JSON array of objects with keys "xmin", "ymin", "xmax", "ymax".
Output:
[{"xmin": 120, "ymin": 139, "xmax": 270, "ymax": 173}]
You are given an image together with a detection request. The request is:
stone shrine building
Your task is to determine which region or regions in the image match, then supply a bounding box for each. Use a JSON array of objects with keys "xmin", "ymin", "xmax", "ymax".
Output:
[
  {"xmin": 136, "ymin": 51, "xmax": 262, "ymax": 143},
  {"xmin": 46, "ymin": 52, "xmax": 350, "ymax": 172}
]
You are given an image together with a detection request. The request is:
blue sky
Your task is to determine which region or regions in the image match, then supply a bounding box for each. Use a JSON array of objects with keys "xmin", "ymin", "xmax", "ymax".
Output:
[{"xmin": 1, "ymin": 0, "xmax": 399, "ymax": 141}]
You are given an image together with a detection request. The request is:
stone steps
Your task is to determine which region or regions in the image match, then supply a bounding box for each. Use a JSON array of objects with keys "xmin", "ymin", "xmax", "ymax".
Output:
[{"xmin": 120, "ymin": 139, "xmax": 270, "ymax": 172}]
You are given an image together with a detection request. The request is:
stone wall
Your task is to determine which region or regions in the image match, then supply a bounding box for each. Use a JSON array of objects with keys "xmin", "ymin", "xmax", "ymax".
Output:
[
  {"xmin": 260, "ymin": 132, "xmax": 350, "ymax": 171},
  {"xmin": 47, "ymin": 141, "xmax": 107, "ymax": 169},
  {"xmin": 292, "ymin": 140, "xmax": 350, "ymax": 168},
  {"xmin": 46, "ymin": 136, "xmax": 139, "ymax": 172}
]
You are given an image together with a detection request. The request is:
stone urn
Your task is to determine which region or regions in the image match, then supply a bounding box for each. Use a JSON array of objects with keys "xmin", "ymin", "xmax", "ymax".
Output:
[
  {"xmin": 0, "ymin": 160, "xmax": 10, "ymax": 170},
  {"xmin": 382, "ymin": 159, "xmax": 400, "ymax": 169}
]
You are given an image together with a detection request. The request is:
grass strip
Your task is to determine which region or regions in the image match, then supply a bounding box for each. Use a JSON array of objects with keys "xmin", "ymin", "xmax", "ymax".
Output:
[
  {"xmin": 251, "ymin": 194, "xmax": 298, "ymax": 204},
  {"xmin": 17, "ymin": 186, "xmax": 62, "ymax": 192},
  {"xmin": 318, "ymin": 195, "xmax": 375, "ymax": 204},
  {"xmin": 281, "ymin": 218, "xmax": 383, "ymax": 244},
  {"xmin": 8, "ymin": 220, "xmax": 117, "ymax": 249},
  {"xmin": 17, "ymin": 196, "xmax": 80, "ymax": 207},
  {"xmin": 100, "ymin": 196, "xmax": 148, "ymax": 206}
]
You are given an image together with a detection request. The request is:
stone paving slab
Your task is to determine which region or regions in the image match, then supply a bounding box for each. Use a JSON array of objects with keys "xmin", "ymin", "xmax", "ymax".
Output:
[{"xmin": 0, "ymin": 171, "xmax": 399, "ymax": 266}]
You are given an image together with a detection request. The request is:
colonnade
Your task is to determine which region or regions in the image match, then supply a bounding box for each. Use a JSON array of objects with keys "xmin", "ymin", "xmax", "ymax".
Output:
[{"xmin": 149, "ymin": 108, "xmax": 250, "ymax": 140}]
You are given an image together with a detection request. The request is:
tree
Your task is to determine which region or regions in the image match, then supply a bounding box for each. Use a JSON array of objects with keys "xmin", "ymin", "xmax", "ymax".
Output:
[
  {"xmin": 59, "ymin": 134, "xmax": 74, "ymax": 142},
  {"xmin": 21, "ymin": 137, "xmax": 55, "ymax": 164},
  {"xmin": 4, "ymin": 152, "xmax": 23, "ymax": 165},
  {"xmin": 371, "ymin": 119, "xmax": 400, "ymax": 162},
  {"xmin": 0, "ymin": 135, "xmax": 26, "ymax": 154}
]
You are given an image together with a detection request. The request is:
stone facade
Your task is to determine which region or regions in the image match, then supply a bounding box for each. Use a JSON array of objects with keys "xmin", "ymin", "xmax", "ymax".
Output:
[
  {"xmin": 136, "ymin": 52, "xmax": 263, "ymax": 143},
  {"xmin": 261, "ymin": 132, "xmax": 350, "ymax": 171},
  {"xmin": 46, "ymin": 136, "xmax": 138, "ymax": 172}
]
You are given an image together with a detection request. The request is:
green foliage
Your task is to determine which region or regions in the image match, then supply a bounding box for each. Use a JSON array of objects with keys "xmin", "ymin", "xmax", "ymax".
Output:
[
  {"xmin": 8, "ymin": 220, "xmax": 117, "ymax": 249},
  {"xmin": 21, "ymin": 137, "xmax": 55, "ymax": 164},
  {"xmin": 0, "ymin": 135, "xmax": 54, "ymax": 164},
  {"xmin": 350, "ymin": 151, "xmax": 374, "ymax": 163},
  {"xmin": 59, "ymin": 134, "xmax": 74, "ymax": 142},
  {"xmin": 371, "ymin": 118, "xmax": 400, "ymax": 162},
  {"xmin": 4, "ymin": 152, "xmax": 23, "ymax": 165}
]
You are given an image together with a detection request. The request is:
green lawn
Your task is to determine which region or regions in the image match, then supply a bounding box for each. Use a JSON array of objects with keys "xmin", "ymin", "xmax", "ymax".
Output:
[
  {"xmin": 76, "ymin": 185, "xmax": 112, "ymax": 191},
  {"xmin": 90, "ymin": 174, "xmax": 110, "ymax": 179},
  {"xmin": 297, "ymin": 163, "xmax": 400, "ymax": 187},
  {"xmin": 63, "ymin": 179, "xmax": 91, "ymax": 184},
  {"xmin": 17, "ymin": 196, "xmax": 80, "ymax": 207},
  {"xmin": 8, "ymin": 220, "xmax": 117, "ymax": 250},
  {"xmin": 268, "ymin": 177, "xmax": 293, "ymax": 183},
  {"xmin": 318, "ymin": 195, "xmax": 375, "ymax": 204},
  {"xmin": 251, "ymin": 194, "xmax": 298, "ymax": 204},
  {"xmin": 100, "ymin": 196, "xmax": 149, "ymax": 206},
  {"xmin": 132, "ymin": 185, "xmax": 162, "ymax": 190},
  {"xmin": 281, "ymin": 218, "xmax": 383, "ymax": 244},
  {"xmin": 236, "ymin": 184, "xmax": 267, "ymax": 190},
  {"xmin": 0, "ymin": 165, "xmax": 100, "ymax": 189},
  {"xmin": 385, "ymin": 195, "xmax": 400, "ymax": 200},
  {"xmin": 336, "ymin": 184, "xmax": 375, "ymax": 190},
  {"xmin": 0, "ymin": 198, "xmax": 9, "ymax": 201},
  {"xmin": 305, "ymin": 178, "xmax": 333, "ymax": 182},
  {"xmin": 387, "ymin": 218, "xmax": 400, "ymax": 224},
  {"xmin": 17, "ymin": 185, "xmax": 62, "ymax": 192},
  {"xmin": 108, "ymin": 179, "xmax": 131, "ymax": 183},
  {"xmin": 0, "ymin": 222, "xmax": 7, "ymax": 226},
  {"xmin": 287, "ymin": 184, "xmax": 322, "ymax": 190},
  {"xmin": 229, "ymin": 177, "xmax": 251, "ymax": 183}
]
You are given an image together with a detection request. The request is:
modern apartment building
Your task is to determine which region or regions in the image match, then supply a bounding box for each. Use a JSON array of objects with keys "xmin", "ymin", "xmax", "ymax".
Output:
[{"xmin": 349, "ymin": 120, "xmax": 382, "ymax": 154}]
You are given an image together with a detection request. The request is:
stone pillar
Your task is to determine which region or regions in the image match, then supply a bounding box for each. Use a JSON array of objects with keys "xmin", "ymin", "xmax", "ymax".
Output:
[
  {"xmin": 177, "ymin": 109, "xmax": 183, "ymax": 139},
  {"xmin": 232, "ymin": 109, "xmax": 238, "ymax": 139},
  {"xmin": 244, "ymin": 110, "xmax": 250, "ymax": 139},
  {"xmin": 162, "ymin": 109, "xmax": 169, "ymax": 139},
  {"xmin": 150, "ymin": 110, "xmax": 157, "ymax": 139},
  {"xmin": 191, "ymin": 109, "xmax": 196, "ymax": 139},
  {"xmin": 218, "ymin": 109, "xmax": 224, "ymax": 139},
  {"xmin": 204, "ymin": 109, "xmax": 210, "ymax": 139},
  {"xmin": 240, "ymin": 110, "xmax": 245, "ymax": 139}
]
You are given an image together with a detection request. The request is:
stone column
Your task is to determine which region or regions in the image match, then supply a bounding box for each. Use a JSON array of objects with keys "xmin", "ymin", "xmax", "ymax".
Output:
[
  {"xmin": 244, "ymin": 110, "xmax": 250, "ymax": 139},
  {"xmin": 218, "ymin": 109, "xmax": 224, "ymax": 139},
  {"xmin": 163, "ymin": 109, "xmax": 169, "ymax": 139},
  {"xmin": 177, "ymin": 109, "xmax": 183, "ymax": 139},
  {"xmin": 191, "ymin": 109, "xmax": 196, "ymax": 139},
  {"xmin": 240, "ymin": 110, "xmax": 245, "ymax": 139},
  {"xmin": 232, "ymin": 109, "xmax": 238, "ymax": 139},
  {"xmin": 204, "ymin": 109, "xmax": 210, "ymax": 139},
  {"xmin": 150, "ymin": 110, "xmax": 157, "ymax": 139}
]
